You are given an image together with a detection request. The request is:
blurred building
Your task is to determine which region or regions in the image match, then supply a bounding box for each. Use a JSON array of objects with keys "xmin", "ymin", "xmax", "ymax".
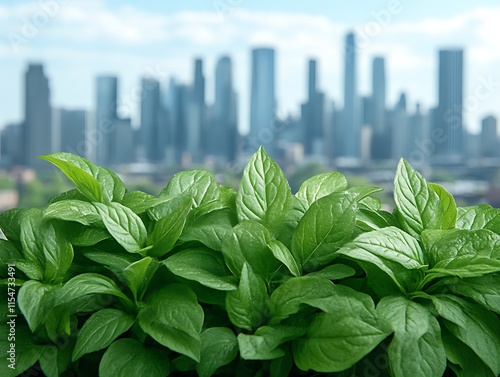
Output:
[
  {"xmin": 340, "ymin": 32, "xmax": 361, "ymax": 159},
  {"xmin": 23, "ymin": 63, "xmax": 52, "ymax": 169},
  {"xmin": 95, "ymin": 76, "xmax": 118, "ymax": 166},
  {"xmin": 0, "ymin": 123, "xmax": 21, "ymax": 167},
  {"xmin": 250, "ymin": 48, "xmax": 276, "ymax": 155},
  {"xmin": 302, "ymin": 59, "xmax": 326, "ymax": 157},
  {"xmin": 55, "ymin": 109, "xmax": 87, "ymax": 157},
  {"xmin": 481, "ymin": 115, "xmax": 498, "ymax": 158},
  {"xmin": 140, "ymin": 77, "xmax": 164, "ymax": 162},
  {"xmin": 208, "ymin": 56, "xmax": 238, "ymax": 162},
  {"xmin": 433, "ymin": 49, "xmax": 464, "ymax": 161},
  {"xmin": 113, "ymin": 117, "xmax": 135, "ymax": 164},
  {"xmin": 370, "ymin": 57, "xmax": 389, "ymax": 160}
]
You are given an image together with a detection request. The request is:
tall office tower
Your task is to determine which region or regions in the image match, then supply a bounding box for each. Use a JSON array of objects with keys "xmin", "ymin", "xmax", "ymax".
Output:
[
  {"xmin": 168, "ymin": 81, "xmax": 190, "ymax": 165},
  {"xmin": 481, "ymin": 115, "xmax": 498, "ymax": 158},
  {"xmin": 341, "ymin": 32, "xmax": 361, "ymax": 158},
  {"xmin": 408, "ymin": 103, "xmax": 431, "ymax": 162},
  {"xmin": 434, "ymin": 49, "xmax": 464, "ymax": 160},
  {"xmin": 188, "ymin": 58, "xmax": 206, "ymax": 162},
  {"xmin": 113, "ymin": 118, "xmax": 135, "ymax": 164},
  {"xmin": 370, "ymin": 57, "xmax": 388, "ymax": 160},
  {"xmin": 250, "ymin": 48, "xmax": 276, "ymax": 154},
  {"xmin": 390, "ymin": 92, "xmax": 410, "ymax": 159},
  {"xmin": 57, "ymin": 109, "xmax": 87, "ymax": 156},
  {"xmin": 140, "ymin": 78, "xmax": 163, "ymax": 162},
  {"xmin": 95, "ymin": 76, "xmax": 118, "ymax": 166},
  {"xmin": 302, "ymin": 59, "xmax": 325, "ymax": 156},
  {"xmin": 0, "ymin": 123, "xmax": 21, "ymax": 167},
  {"xmin": 210, "ymin": 56, "xmax": 238, "ymax": 162},
  {"xmin": 22, "ymin": 63, "xmax": 52, "ymax": 169}
]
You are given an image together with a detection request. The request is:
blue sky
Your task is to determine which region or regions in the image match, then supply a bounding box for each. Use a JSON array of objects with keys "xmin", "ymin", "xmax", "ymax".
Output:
[{"xmin": 1, "ymin": 0, "xmax": 500, "ymax": 134}]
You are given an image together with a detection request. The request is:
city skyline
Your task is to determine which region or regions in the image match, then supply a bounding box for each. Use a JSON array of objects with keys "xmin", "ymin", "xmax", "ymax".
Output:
[
  {"xmin": 2, "ymin": 1, "xmax": 500, "ymax": 136},
  {"xmin": 3, "ymin": 36, "xmax": 500, "ymax": 171}
]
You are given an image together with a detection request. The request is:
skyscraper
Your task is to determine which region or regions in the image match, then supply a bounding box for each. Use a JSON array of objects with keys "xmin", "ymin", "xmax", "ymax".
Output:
[
  {"xmin": 22, "ymin": 63, "xmax": 52, "ymax": 169},
  {"xmin": 302, "ymin": 59, "xmax": 325, "ymax": 156},
  {"xmin": 481, "ymin": 115, "xmax": 498, "ymax": 158},
  {"xmin": 210, "ymin": 56, "xmax": 238, "ymax": 162},
  {"xmin": 140, "ymin": 77, "xmax": 162, "ymax": 162},
  {"xmin": 95, "ymin": 76, "xmax": 118, "ymax": 166},
  {"xmin": 250, "ymin": 48, "xmax": 275, "ymax": 154},
  {"xmin": 57, "ymin": 109, "xmax": 87, "ymax": 157},
  {"xmin": 187, "ymin": 58, "xmax": 206, "ymax": 163},
  {"xmin": 341, "ymin": 32, "xmax": 361, "ymax": 158},
  {"xmin": 370, "ymin": 57, "xmax": 388, "ymax": 160},
  {"xmin": 434, "ymin": 49, "xmax": 464, "ymax": 160}
]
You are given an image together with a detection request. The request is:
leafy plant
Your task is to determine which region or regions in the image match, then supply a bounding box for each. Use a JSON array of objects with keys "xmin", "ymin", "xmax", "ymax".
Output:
[{"xmin": 1, "ymin": 148, "xmax": 499, "ymax": 377}]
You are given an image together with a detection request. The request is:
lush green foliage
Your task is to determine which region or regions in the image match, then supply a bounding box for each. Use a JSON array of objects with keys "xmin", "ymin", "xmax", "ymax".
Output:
[{"xmin": 1, "ymin": 148, "xmax": 500, "ymax": 377}]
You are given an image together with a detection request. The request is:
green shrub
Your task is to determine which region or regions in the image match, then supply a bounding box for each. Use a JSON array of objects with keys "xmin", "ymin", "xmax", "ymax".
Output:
[{"xmin": 1, "ymin": 147, "xmax": 499, "ymax": 377}]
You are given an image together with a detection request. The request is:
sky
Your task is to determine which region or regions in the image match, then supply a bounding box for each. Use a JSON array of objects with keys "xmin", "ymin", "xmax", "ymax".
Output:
[{"xmin": 1, "ymin": 0, "xmax": 500, "ymax": 135}]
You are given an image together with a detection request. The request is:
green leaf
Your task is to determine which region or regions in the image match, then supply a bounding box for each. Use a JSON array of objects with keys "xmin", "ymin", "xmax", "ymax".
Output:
[
  {"xmin": 180, "ymin": 208, "xmax": 237, "ymax": 252},
  {"xmin": 48, "ymin": 188, "xmax": 88, "ymax": 204},
  {"xmin": 68, "ymin": 226, "xmax": 110, "ymax": 246},
  {"xmin": 456, "ymin": 204, "xmax": 500, "ymax": 234},
  {"xmin": 222, "ymin": 221, "xmax": 282, "ymax": 280},
  {"xmin": 124, "ymin": 257, "xmax": 159, "ymax": 300},
  {"xmin": 426, "ymin": 257, "xmax": 500, "ymax": 280},
  {"xmin": 295, "ymin": 172, "xmax": 347, "ymax": 207},
  {"xmin": 377, "ymin": 296, "xmax": 446, "ymax": 377},
  {"xmin": 441, "ymin": 327, "xmax": 496, "ymax": 377},
  {"xmin": 429, "ymin": 182, "xmax": 457, "ymax": 229},
  {"xmin": 164, "ymin": 248, "xmax": 237, "ymax": 291},
  {"xmin": 0, "ymin": 240, "xmax": 22, "ymax": 275},
  {"xmin": 0, "ymin": 324, "xmax": 46, "ymax": 377},
  {"xmin": 147, "ymin": 195, "xmax": 191, "ymax": 257},
  {"xmin": 121, "ymin": 190, "xmax": 160, "ymax": 214},
  {"xmin": 20, "ymin": 208, "xmax": 74, "ymax": 282},
  {"xmin": 72, "ymin": 309, "xmax": 135, "ymax": 361},
  {"xmin": 292, "ymin": 308, "xmax": 391, "ymax": 372},
  {"xmin": 270, "ymin": 277, "xmax": 378, "ymax": 324},
  {"xmin": 94, "ymin": 202, "xmax": 147, "ymax": 253},
  {"xmin": 0, "ymin": 208, "xmax": 28, "ymax": 242},
  {"xmin": 160, "ymin": 169, "xmax": 218, "ymax": 208},
  {"xmin": 238, "ymin": 324, "xmax": 307, "ymax": 360},
  {"xmin": 346, "ymin": 185, "xmax": 384, "ymax": 202},
  {"xmin": 226, "ymin": 264, "xmax": 271, "ymax": 331},
  {"xmin": 18, "ymin": 280, "xmax": 55, "ymax": 331},
  {"xmin": 443, "ymin": 274, "xmax": 500, "ymax": 314},
  {"xmin": 356, "ymin": 208, "xmax": 398, "ymax": 231},
  {"xmin": 197, "ymin": 327, "xmax": 238, "ymax": 377},
  {"xmin": 236, "ymin": 147, "xmax": 294, "ymax": 237},
  {"xmin": 422, "ymin": 229, "xmax": 500, "ymax": 267},
  {"xmin": 104, "ymin": 167, "xmax": 127, "ymax": 202},
  {"xmin": 55, "ymin": 273, "xmax": 131, "ymax": 307},
  {"xmin": 40, "ymin": 152, "xmax": 105, "ymax": 202},
  {"xmin": 306, "ymin": 264, "xmax": 356, "ymax": 280},
  {"xmin": 99, "ymin": 338, "xmax": 170, "ymax": 377},
  {"xmin": 337, "ymin": 227, "xmax": 425, "ymax": 292},
  {"xmin": 138, "ymin": 284, "xmax": 204, "ymax": 361},
  {"xmin": 41, "ymin": 152, "xmax": 125, "ymax": 202},
  {"xmin": 44, "ymin": 199, "xmax": 102, "ymax": 226},
  {"xmin": 39, "ymin": 341, "xmax": 74, "ymax": 377},
  {"xmin": 82, "ymin": 250, "xmax": 138, "ymax": 282},
  {"xmin": 393, "ymin": 159, "xmax": 442, "ymax": 237},
  {"xmin": 431, "ymin": 295, "xmax": 500, "ymax": 376},
  {"xmin": 268, "ymin": 239, "xmax": 301, "ymax": 277},
  {"xmin": 292, "ymin": 193, "xmax": 356, "ymax": 272}
]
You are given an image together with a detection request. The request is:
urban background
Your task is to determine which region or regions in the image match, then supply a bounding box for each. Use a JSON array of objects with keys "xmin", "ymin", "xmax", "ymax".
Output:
[{"xmin": 1, "ymin": 0, "xmax": 500, "ymax": 210}]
